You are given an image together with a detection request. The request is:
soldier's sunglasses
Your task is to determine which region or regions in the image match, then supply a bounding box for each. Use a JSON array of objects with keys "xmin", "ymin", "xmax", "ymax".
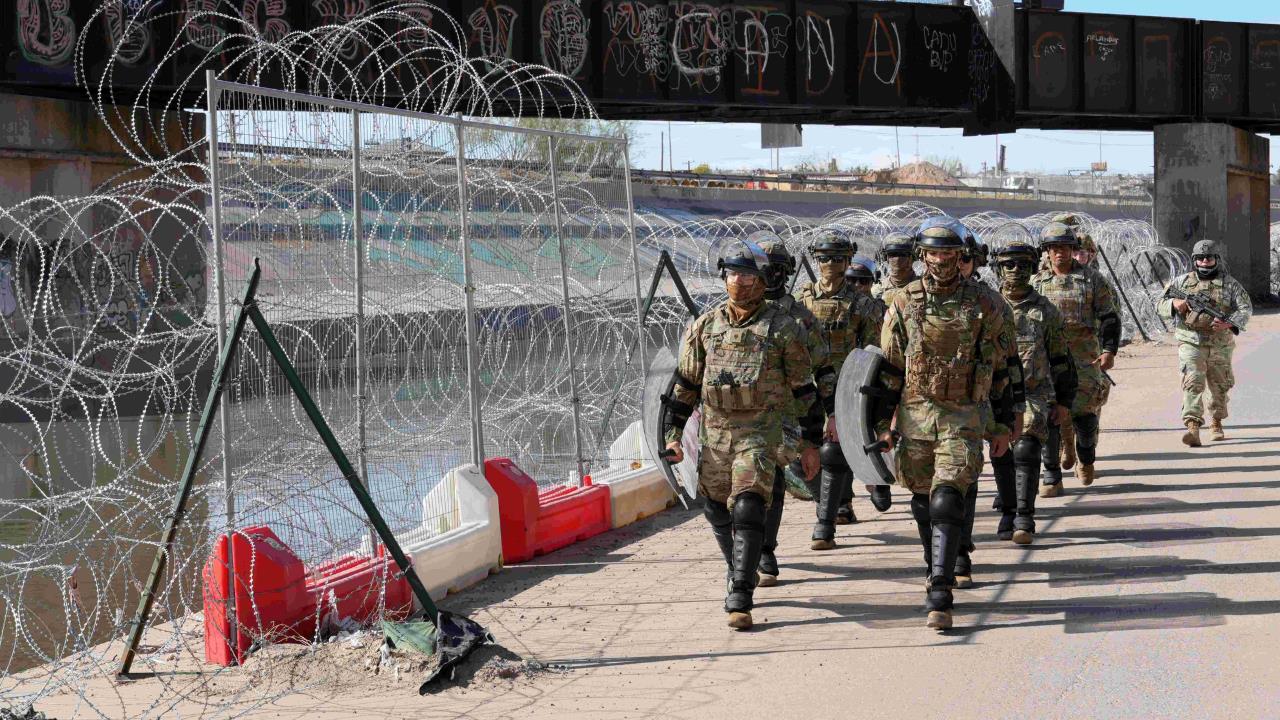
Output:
[
  {"xmin": 997, "ymin": 259, "xmax": 1034, "ymax": 271},
  {"xmin": 815, "ymin": 256, "xmax": 848, "ymax": 264}
]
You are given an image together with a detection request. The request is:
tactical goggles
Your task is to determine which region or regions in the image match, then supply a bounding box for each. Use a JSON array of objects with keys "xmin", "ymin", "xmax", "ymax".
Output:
[
  {"xmin": 815, "ymin": 256, "xmax": 849, "ymax": 264},
  {"xmin": 996, "ymin": 258, "xmax": 1036, "ymax": 271}
]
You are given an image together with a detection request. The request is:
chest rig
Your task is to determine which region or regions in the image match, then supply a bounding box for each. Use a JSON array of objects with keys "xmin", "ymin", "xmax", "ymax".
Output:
[
  {"xmin": 798, "ymin": 282, "xmax": 862, "ymax": 361},
  {"xmin": 1181, "ymin": 274, "xmax": 1230, "ymax": 332},
  {"xmin": 1036, "ymin": 269, "xmax": 1097, "ymax": 335},
  {"xmin": 902, "ymin": 281, "xmax": 990, "ymax": 403},
  {"xmin": 702, "ymin": 307, "xmax": 779, "ymax": 411}
]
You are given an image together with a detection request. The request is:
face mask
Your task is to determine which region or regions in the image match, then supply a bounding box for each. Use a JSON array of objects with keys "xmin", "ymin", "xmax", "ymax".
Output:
[
  {"xmin": 925, "ymin": 252, "xmax": 959, "ymax": 284},
  {"xmin": 817, "ymin": 258, "xmax": 847, "ymax": 283},
  {"xmin": 886, "ymin": 255, "xmax": 913, "ymax": 281},
  {"xmin": 1194, "ymin": 258, "xmax": 1219, "ymax": 279},
  {"xmin": 726, "ymin": 274, "xmax": 765, "ymax": 309},
  {"xmin": 999, "ymin": 262, "xmax": 1033, "ymax": 295}
]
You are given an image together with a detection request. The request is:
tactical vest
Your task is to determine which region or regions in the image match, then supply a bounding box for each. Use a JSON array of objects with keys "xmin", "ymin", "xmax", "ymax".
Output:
[
  {"xmin": 797, "ymin": 281, "xmax": 864, "ymax": 368},
  {"xmin": 1178, "ymin": 273, "xmax": 1230, "ymax": 334},
  {"xmin": 702, "ymin": 308, "xmax": 779, "ymax": 412},
  {"xmin": 902, "ymin": 281, "xmax": 991, "ymax": 404},
  {"xmin": 1012, "ymin": 295, "xmax": 1052, "ymax": 396},
  {"xmin": 1033, "ymin": 267, "xmax": 1104, "ymax": 362}
]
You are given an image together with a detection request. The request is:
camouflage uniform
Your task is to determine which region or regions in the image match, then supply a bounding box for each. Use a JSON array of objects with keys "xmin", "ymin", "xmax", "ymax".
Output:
[
  {"xmin": 668, "ymin": 301, "xmax": 821, "ymax": 504},
  {"xmin": 1157, "ymin": 267, "xmax": 1252, "ymax": 429},
  {"xmin": 796, "ymin": 270, "xmax": 882, "ymax": 540},
  {"xmin": 1031, "ymin": 238, "xmax": 1120, "ymax": 489},
  {"xmin": 990, "ymin": 240, "xmax": 1078, "ymax": 543}
]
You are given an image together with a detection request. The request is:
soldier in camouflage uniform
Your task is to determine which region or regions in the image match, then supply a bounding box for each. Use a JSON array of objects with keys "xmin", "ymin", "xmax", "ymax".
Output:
[
  {"xmin": 873, "ymin": 222, "xmax": 1016, "ymax": 630},
  {"xmin": 1032, "ymin": 222, "xmax": 1121, "ymax": 496},
  {"xmin": 871, "ymin": 232, "xmax": 918, "ymax": 306},
  {"xmin": 752, "ymin": 232, "xmax": 837, "ymax": 587},
  {"xmin": 662, "ymin": 240, "xmax": 827, "ymax": 630},
  {"xmin": 796, "ymin": 231, "xmax": 884, "ymax": 546},
  {"xmin": 952, "ymin": 229, "xmax": 1024, "ymax": 586},
  {"xmin": 991, "ymin": 241, "xmax": 1077, "ymax": 544},
  {"xmin": 1157, "ymin": 239, "xmax": 1253, "ymax": 445},
  {"xmin": 846, "ymin": 257, "xmax": 878, "ymax": 298}
]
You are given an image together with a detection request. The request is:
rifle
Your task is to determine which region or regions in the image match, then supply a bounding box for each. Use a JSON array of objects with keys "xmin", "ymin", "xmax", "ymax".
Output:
[{"xmin": 1165, "ymin": 285, "xmax": 1242, "ymax": 335}]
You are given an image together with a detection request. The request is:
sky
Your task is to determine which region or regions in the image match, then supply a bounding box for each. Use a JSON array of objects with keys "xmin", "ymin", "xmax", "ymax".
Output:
[{"xmin": 628, "ymin": 0, "xmax": 1280, "ymax": 176}]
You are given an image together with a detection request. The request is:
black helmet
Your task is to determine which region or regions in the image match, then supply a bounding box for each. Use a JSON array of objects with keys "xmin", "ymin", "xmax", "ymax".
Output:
[
  {"xmin": 716, "ymin": 237, "xmax": 771, "ymax": 278},
  {"xmin": 809, "ymin": 230, "xmax": 856, "ymax": 259},
  {"xmin": 993, "ymin": 240, "xmax": 1039, "ymax": 262},
  {"xmin": 750, "ymin": 230, "xmax": 795, "ymax": 290},
  {"xmin": 961, "ymin": 236, "xmax": 989, "ymax": 268},
  {"xmin": 878, "ymin": 231, "xmax": 915, "ymax": 260},
  {"xmin": 1038, "ymin": 221, "xmax": 1080, "ymax": 249},
  {"xmin": 845, "ymin": 257, "xmax": 875, "ymax": 281},
  {"xmin": 914, "ymin": 217, "xmax": 967, "ymax": 251}
]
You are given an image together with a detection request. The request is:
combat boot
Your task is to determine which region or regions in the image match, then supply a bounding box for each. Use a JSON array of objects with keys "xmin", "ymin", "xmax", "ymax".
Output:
[
  {"xmin": 726, "ymin": 494, "xmax": 766, "ymax": 630},
  {"xmin": 1076, "ymin": 463, "xmax": 1095, "ymax": 486},
  {"xmin": 836, "ymin": 502, "xmax": 857, "ymax": 525},
  {"xmin": 1182, "ymin": 420, "xmax": 1202, "ymax": 447},
  {"xmin": 1210, "ymin": 418, "xmax": 1226, "ymax": 442},
  {"xmin": 1012, "ymin": 437, "xmax": 1041, "ymax": 546},
  {"xmin": 869, "ymin": 485, "xmax": 893, "ymax": 512},
  {"xmin": 1060, "ymin": 421, "xmax": 1076, "ymax": 470},
  {"xmin": 925, "ymin": 488, "xmax": 965, "ymax": 631},
  {"xmin": 811, "ymin": 446, "xmax": 845, "ymax": 550},
  {"xmin": 1039, "ymin": 465, "xmax": 1063, "ymax": 498},
  {"xmin": 991, "ymin": 451, "xmax": 1016, "ymax": 541}
]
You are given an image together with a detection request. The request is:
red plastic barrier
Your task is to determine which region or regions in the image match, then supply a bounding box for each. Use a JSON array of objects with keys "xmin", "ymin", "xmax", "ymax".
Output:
[
  {"xmin": 202, "ymin": 526, "xmax": 412, "ymax": 666},
  {"xmin": 484, "ymin": 457, "xmax": 612, "ymax": 564}
]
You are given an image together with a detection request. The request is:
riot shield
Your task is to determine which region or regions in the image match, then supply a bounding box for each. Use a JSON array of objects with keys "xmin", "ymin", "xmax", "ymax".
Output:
[
  {"xmin": 833, "ymin": 347, "xmax": 896, "ymax": 486},
  {"xmin": 641, "ymin": 347, "xmax": 698, "ymax": 504}
]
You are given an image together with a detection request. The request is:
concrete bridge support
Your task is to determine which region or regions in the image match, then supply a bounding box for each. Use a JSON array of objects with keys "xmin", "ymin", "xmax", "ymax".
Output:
[{"xmin": 1154, "ymin": 123, "xmax": 1272, "ymax": 297}]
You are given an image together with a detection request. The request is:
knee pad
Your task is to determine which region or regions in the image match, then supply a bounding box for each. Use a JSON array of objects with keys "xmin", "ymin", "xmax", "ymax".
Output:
[
  {"xmin": 1074, "ymin": 414, "xmax": 1100, "ymax": 448},
  {"xmin": 819, "ymin": 442, "xmax": 847, "ymax": 469},
  {"xmin": 704, "ymin": 498, "xmax": 732, "ymax": 528},
  {"xmin": 771, "ymin": 467, "xmax": 787, "ymax": 502},
  {"xmin": 989, "ymin": 448, "xmax": 1014, "ymax": 471},
  {"xmin": 732, "ymin": 492, "xmax": 767, "ymax": 528},
  {"xmin": 929, "ymin": 486, "xmax": 966, "ymax": 525},
  {"xmin": 1013, "ymin": 437, "xmax": 1042, "ymax": 464}
]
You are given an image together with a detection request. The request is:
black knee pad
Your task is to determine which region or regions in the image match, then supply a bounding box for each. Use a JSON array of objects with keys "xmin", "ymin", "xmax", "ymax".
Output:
[
  {"xmin": 732, "ymin": 492, "xmax": 767, "ymax": 528},
  {"xmin": 1013, "ymin": 437, "xmax": 1042, "ymax": 464},
  {"xmin": 819, "ymin": 442, "xmax": 847, "ymax": 469},
  {"xmin": 1074, "ymin": 413, "xmax": 1100, "ymax": 447},
  {"xmin": 929, "ymin": 486, "xmax": 966, "ymax": 525},
  {"xmin": 910, "ymin": 492, "xmax": 930, "ymax": 522},
  {"xmin": 990, "ymin": 449, "xmax": 1014, "ymax": 472},
  {"xmin": 704, "ymin": 498, "xmax": 732, "ymax": 528}
]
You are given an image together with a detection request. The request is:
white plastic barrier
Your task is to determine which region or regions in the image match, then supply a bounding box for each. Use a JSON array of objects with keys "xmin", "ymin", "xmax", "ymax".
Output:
[
  {"xmin": 593, "ymin": 420, "xmax": 675, "ymax": 528},
  {"xmin": 395, "ymin": 464, "xmax": 503, "ymax": 603}
]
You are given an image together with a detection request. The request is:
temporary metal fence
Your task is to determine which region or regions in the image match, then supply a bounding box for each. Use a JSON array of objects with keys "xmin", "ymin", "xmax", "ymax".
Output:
[{"xmin": 207, "ymin": 76, "xmax": 645, "ymax": 574}]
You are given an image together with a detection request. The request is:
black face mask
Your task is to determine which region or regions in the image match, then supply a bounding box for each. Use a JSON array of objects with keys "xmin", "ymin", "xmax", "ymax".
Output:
[{"xmin": 1194, "ymin": 256, "xmax": 1219, "ymax": 280}]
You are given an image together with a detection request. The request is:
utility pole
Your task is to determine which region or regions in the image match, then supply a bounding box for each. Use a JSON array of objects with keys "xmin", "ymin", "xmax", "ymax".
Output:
[
  {"xmin": 659, "ymin": 131, "xmax": 664, "ymax": 171},
  {"xmin": 667, "ymin": 120, "xmax": 673, "ymax": 171},
  {"xmin": 895, "ymin": 127, "xmax": 902, "ymax": 168}
]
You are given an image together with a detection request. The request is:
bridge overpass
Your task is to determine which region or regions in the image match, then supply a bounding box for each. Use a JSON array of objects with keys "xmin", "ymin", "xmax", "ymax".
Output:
[{"xmin": 0, "ymin": 1, "xmax": 1276, "ymax": 293}]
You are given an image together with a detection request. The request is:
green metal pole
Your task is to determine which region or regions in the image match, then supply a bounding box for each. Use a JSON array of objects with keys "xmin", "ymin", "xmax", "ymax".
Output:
[
  {"xmin": 244, "ymin": 304, "xmax": 442, "ymax": 622},
  {"xmin": 117, "ymin": 261, "xmax": 263, "ymax": 677}
]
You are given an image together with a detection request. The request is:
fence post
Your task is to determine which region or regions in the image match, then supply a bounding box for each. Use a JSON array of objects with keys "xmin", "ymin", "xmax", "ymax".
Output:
[
  {"xmin": 455, "ymin": 117, "xmax": 486, "ymax": 468},
  {"xmin": 549, "ymin": 136, "xmax": 588, "ymax": 484},
  {"xmin": 351, "ymin": 108, "xmax": 376, "ymax": 554},
  {"xmin": 205, "ymin": 69, "xmax": 239, "ymax": 661},
  {"xmin": 623, "ymin": 139, "xmax": 648, "ymax": 385}
]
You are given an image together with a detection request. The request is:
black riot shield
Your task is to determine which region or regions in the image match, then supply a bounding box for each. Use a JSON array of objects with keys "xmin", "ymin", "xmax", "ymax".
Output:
[
  {"xmin": 641, "ymin": 347, "xmax": 698, "ymax": 505},
  {"xmin": 833, "ymin": 347, "xmax": 896, "ymax": 486}
]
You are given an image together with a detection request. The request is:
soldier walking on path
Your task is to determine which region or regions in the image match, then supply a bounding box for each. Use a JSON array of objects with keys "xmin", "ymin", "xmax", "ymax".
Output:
[
  {"xmin": 796, "ymin": 231, "xmax": 884, "ymax": 546},
  {"xmin": 1032, "ymin": 222, "xmax": 1121, "ymax": 496},
  {"xmin": 752, "ymin": 232, "xmax": 835, "ymax": 587},
  {"xmin": 873, "ymin": 222, "xmax": 1016, "ymax": 630},
  {"xmin": 1157, "ymin": 240, "xmax": 1252, "ymax": 445},
  {"xmin": 991, "ymin": 241, "xmax": 1077, "ymax": 545},
  {"xmin": 661, "ymin": 239, "xmax": 828, "ymax": 630},
  {"xmin": 871, "ymin": 231, "xmax": 919, "ymax": 306}
]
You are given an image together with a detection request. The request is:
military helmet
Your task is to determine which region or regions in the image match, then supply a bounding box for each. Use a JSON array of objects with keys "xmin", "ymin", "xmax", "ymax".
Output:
[
  {"xmin": 715, "ymin": 236, "xmax": 771, "ymax": 278},
  {"xmin": 1051, "ymin": 212, "xmax": 1082, "ymax": 227},
  {"xmin": 808, "ymin": 229, "xmax": 856, "ymax": 259},
  {"xmin": 993, "ymin": 240, "xmax": 1039, "ymax": 262},
  {"xmin": 1192, "ymin": 239, "xmax": 1220, "ymax": 260},
  {"xmin": 1078, "ymin": 234, "xmax": 1097, "ymax": 253},
  {"xmin": 846, "ymin": 257, "xmax": 875, "ymax": 281},
  {"xmin": 1038, "ymin": 221, "xmax": 1080, "ymax": 249},
  {"xmin": 749, "ymin": 230, "xmax": 795, "ymax": 290},
  {"xmin": 961, "ymin": 235, "xmax": 989, "ymax": 267},
  {"xmin": 914, "ymin": 217, "xmax": 967, "ymax": 251},
  {"xmin": 878, "ymin": 231, "xmax": 915, "ymax": 259}
]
